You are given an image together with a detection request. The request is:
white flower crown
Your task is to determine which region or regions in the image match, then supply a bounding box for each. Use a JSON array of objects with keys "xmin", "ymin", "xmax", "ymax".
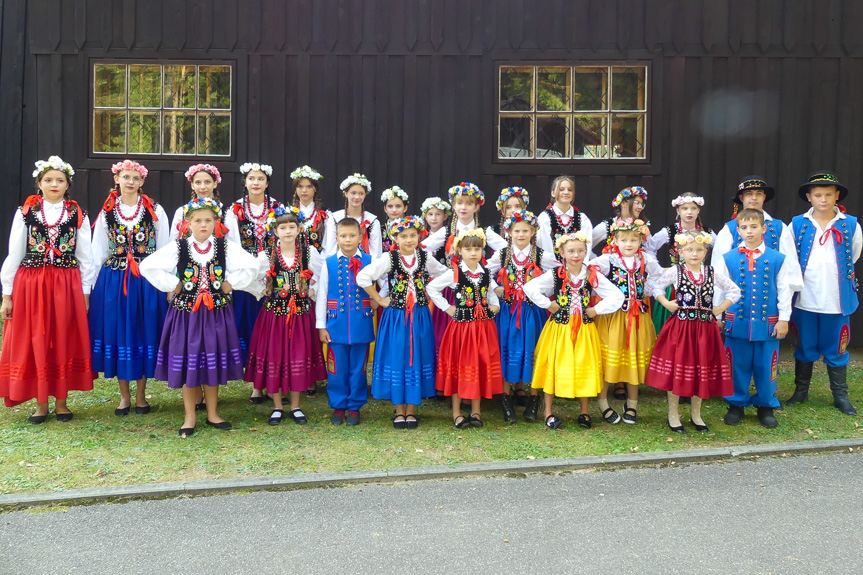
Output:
[
  {"xmin": 380, "ymin": 186, "xmax": 409, "ymax": 203},
  {"xmin": 239, "ymin": 163, "xmax": 273, "ymax": 177},
  {"xmin": 290, "ymin": 165, "xmax": 323, "ymax": 181},
  {"xmin": 340, "ymin": 173, "xmax": 372, "ymax": 193},
  {"xmin": 671, "ymin": 195, "xmax": 705, "ymax": 207},
  {"xmin": 421, "ymin": 197, "xmax": 452, "ymax": 215},
  {"xmin": 33, "ymin": 155, "xmax": 75, "ymax": 180}
]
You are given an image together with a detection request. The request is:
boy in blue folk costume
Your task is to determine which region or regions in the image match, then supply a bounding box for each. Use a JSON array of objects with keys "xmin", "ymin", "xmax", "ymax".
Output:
[
  {"xmin": 316, "ymin": 218, "xmax": 376, "ymax": 426},
  {"xmin": 786, "ymin": 171, "xmax": 862, "ymax": 415},
  {"xmin": 714, "ymin": 209, "xmax": 799, "ymax": 428}
]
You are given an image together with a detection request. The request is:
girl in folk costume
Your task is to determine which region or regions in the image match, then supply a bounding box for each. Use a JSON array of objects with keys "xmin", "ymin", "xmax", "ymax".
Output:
[
  {"xmin": 358, "ymin": 216, "xmax": 449, "ymax": 429},
  {"xmin": 645, "ymin": 192, "xmax": 715, "ymax": 335},
  {"xmin": 223, "ymin": 162, "xmax": 283, "ymax": 397},
  {"xmin": 525, "ymin": 232, "xmax": 624, "ymax": 429},
  {"xmin": 0, "ymin": 156, "xmax": 96, "ymax": 422},
  {"xmin": 645, "ymin": 231, "xmax": 739, "ymax": 433},
  {"xmin": 291, "ymin": 165, "xmax": 330, "ymax": 253},
  {"xmin": 486, "ymin": 208, "xmax": 559, "ymax": 423},
  {"xmin": 89, "ymin": 159, "xmax": 170, "ymax": 417},
  {"xmin": 427, "ymin": 228, "xmax": 503, "ymax": 429},
  {"xmin": 421, "ymin": 197, "xmax": 452, "ymax": 372},
  {"xmin": 592, "ymin": 186, "xmax": 649, "ymax": 254},
  {"xmin": 324, "ymin": 173, "xmax": 382, "ymax": 259},
  {"xmin": 593, "ymin": 218, "xmax": 664, "ymax": 425},
  {"xmin": 140, "ymin": 198, "xmax": 259, "ymax": 437},
  {"xmin": 484, "ymin": 186, "xmax": 527, "ymax": 253},
  {"xmin": 245, "ymin": 206, "xmax": 326, "ymax": 426},
  {"xmin": 536, "ymin": 175, "xmax": 594, "ymax": 257},
  {"xmin": 170, "ymin": 164, "xmax": 230, "ymax": 241},
  {"xmin": 380, "ymin": 186, "xmax": 410, "ymax": 253}
]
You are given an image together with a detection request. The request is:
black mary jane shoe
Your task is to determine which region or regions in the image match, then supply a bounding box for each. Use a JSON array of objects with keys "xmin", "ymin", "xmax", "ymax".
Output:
[
  {"xmin": 453, "ymin": 415, "xmax": 469, "ymax": 429},
  {"xmin": 392, "ymin": 414, "xmax": 407, "ymax": 430},
  {"xmin": 577, "ymin": 414, "xmax": 592, "ymax": 429},
  {"xmin": 268, "ymin": 409, "xmax": 285, "ymax": 426},
  {"xmin": 248, "ymin": 393, "xmax": 265, "ymax": 405},
  {"xmin": 405, "ymin": 414, "xmax": 418, "ymax": 429},
  {"xmin": 28, "ymin": 413, "xmax": 48, "ymax": 424},
  {"xmin": 306, "ymin": 383, "xmax": 317, "ymax": 397},
  {"xmin": 602, "ymin": 407, "xmax": 621, "ymax": 425},
  {"xmin": 206, "ymin": 419, "xmax": 232, "ymax": 431},
  {"xmin": 178, "ymin": 426, "xmax": 195, "ymax": 438},
  {"xmin": 690, "ymin": 419, "xmax": 709, "ymax": 433},
  {"xmin": 289, "ymin": 408, "xmax": 308, "ymax": 425},
  {"xmin": 114, "ymin": 405, "xmax": 131, "ymax": 417},
  {"xmin": 468, "ymin": 413, "xmax": 484, "ymax": 428},
  {"xmin": 195, "ymin": 401, "xmax": 206, "ymax": 412},
  {"xmin": 55, "ymin": 412, "xmax": 74, "ymax": 422},
  {"xmin": 135, "ymin": 404, "xmax": 151, "ymax": 415},
  {"xmin": 667, "ymin": 419, "xmax": 686, "ymax": 434},
  {"xmin": 545, "ymin": 414, "xmax": 563, "ymax": 430}
]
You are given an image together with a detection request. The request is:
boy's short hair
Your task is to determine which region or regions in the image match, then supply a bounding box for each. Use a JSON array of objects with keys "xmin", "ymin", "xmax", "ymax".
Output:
[
  {"xmin": 736, "ymin": 208, "xmax": 765, "ymax": 225},
  {"xmin": 336, "ymin": 218, "xmax": 361, "ymax": 232}
]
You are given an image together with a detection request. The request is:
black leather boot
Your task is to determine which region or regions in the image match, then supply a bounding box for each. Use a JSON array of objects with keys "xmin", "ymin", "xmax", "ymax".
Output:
[
  {"xmin": 827, "ymin": 365, "xmax": 857, "ymax": 415},
  {"xmin": 785, "ymin": 360, "xmax": 814, "ymax": 406},
  {"xmin": 523, "ymin": 394, "xmax": 540, "ymax": 422},
  {"xmin": 500, "ymin": 394, "xmax": 518, "ymax": 424}
]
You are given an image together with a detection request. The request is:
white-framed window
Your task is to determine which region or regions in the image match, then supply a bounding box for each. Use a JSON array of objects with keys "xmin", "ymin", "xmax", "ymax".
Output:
[
  {"xmin": 498, "ymin": 64, "xmax": 648, "ymax": 160},
  {"xmin": 92, "ymin": 62, "xmax": 232, "ymax": 156}
]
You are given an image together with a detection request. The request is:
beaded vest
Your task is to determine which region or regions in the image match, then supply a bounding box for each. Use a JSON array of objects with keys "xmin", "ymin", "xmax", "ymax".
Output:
[
  {"xmin": 496, "ymin": 246, "xmax": 544, "ymax": 306},
  {"xmin": 549, "ymin": 270, "xmax": 593, "ymax": 325},
  {"xmin": 171, "ymin": 238, "xmax": 232, "ymax": 312},
  {"xmin": 104, "ymin": 203, "xmax": 158, "ymax": 270},
  {"xmin": 264, "ymin": 242, "xmax": 312, "ymax": 316},
  {"xmin": 387, "ymin": 250, "xmax": 430, "ymax": 309},
  {"xmin": 673, "ymin": 264, "xmax": 716, "ymax": 322},
  {"xmin": 232, "ymin": 197, "xmax": 281, "ymax": 255},
  {"xmin": 604, "ymin": 253, "xmax": 649, "ymax": 313},
  {"xmin": 452, "ymin": 268, "xmax": 494, "ymax": 322},
  {"xmin": 20, "ymin": 203, "xmax": 82, "ymax": 269}
]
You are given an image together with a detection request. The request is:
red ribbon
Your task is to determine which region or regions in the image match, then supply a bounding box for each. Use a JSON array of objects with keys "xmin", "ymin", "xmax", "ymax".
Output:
[
  {"xmin": 738, "ymin": 246, "xmax": 760, "ymax": 271},
  {"xmin": 21, "ymin": 195, "xmax": 41, "ymax": 215},
  {"xmin": 141, "ymin": 194, "xmax": 158, "ymax": 221},
  {"xmin": 101, "ymin": 190, "xmax": 119, "ymax": 213},
  {"xmin": 232, "ymin": 203, "xmax": 246, "ymax": 220},
  {"xmin": 348, "ymin": 257, "xmax": 362, "ymax": 278},
  {"xmin": 215, "ymin": 221, "xmax": 229, "ymax": 239},
  {"xmin": 819, "ymin": 227, "xmax": 843, "ymax": 246},
  {"xmin": 177, "ymin": 220, "xmax": 190, "ymax": 237},
  {"xmin": 192, "ymin": 290, "xmax": 214, "ymax": 311},
  {"xmin": 285, "ymin": 295, "xmax": 298, "ymax": 333},
  {"xmin": 404, "ymin": 290, "xmax": 416, "ymax": 366},
  {"xmin": 512, "ymin": 288, "xmax": 525, "ymax": 328},
  {"xmin": 123, "ymin": 251, "xmax": 140, "ymax": 296},
  {"xmin": 473, "ymin": 299, "xmax": 488, "ymax": 320},
  {"xmin": 359, "ymin": 220, "xmax": 371, "ymax": 253}
]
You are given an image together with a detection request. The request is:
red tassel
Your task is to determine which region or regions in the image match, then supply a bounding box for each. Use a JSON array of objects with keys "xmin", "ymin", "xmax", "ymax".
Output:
[
  {"xmin": 359, "ymin": 220, "xmax": 371, "ymax": 253},
  {"xmin": 232, "ymin": 203, "xmax": 245, "ymax": 220},
  {"xmin": 405, "ymin": 290, "xmax": 416, "ymax": 366},
  {"xmin": 473, "ymin": 301, "xmax": 488, "ymax": 320},
  {"xmin": 122, "ymin": 251, "xmax": 140, "ymax": 296},
  {"xmin": 215, "ymin": 221, "xmax": 229, "ymax": 238},
  {"xmin": 285, "ymin": 295, "xmax": 298, "ymax": 334}
]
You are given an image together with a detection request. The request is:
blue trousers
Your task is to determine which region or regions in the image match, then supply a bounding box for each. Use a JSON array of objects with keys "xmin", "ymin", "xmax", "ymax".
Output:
[
  {"xmin": 326, "ymin": 343, "xmax": 369, "ymax": 411},
  {"xmin": 724, "ymin": 336, "xmax": 781, "ymax": 408},
  {"xmin": 790, "ymin": 308, "xmax": 850, "ymax": 367}
]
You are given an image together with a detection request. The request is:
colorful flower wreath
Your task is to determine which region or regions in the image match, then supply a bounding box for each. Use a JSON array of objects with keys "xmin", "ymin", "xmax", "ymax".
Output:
[
  {"xmin": 447, "ymin": 182, "xmax": 485, "ymax": 206},
  {"xmin": 33, "ymin": 155, "xmax": 75, "ymax": 181},
  {"xmin": 265, "ymin": 205, "xmax": 306, "ymax": 233},
  {"xmin": 339, "ymin": 173, "xmax": 372, "ymax": 193},
  {"xmin": 674, "ymin": 231, "xmax": 713, "ymax": 246},
  {"xmin": 111, "ymin": 159, "xmax": 148, "ymax": 179},
  {"xmin": 239, "ymin": 162, "xmax": 274, "ymax": 177},
  {"xmin": 671, "ymin": 195, "xmax": 705, "ymax": 207},
  {"xmin": 420, "ymin": 197, "xmax": 452, "ymax": 216},
  {"xmin": 388, "ymin": 215, "xmax": 428, "ymax": 240},
  {"xmin": 612, "ymin": 186, "xmax": 648, "ymax": 208},
  {"xmin": 380, "ymin": 186, "xmax": 409, "ymax": 204},
  {"xmin": 183, "ymin": 196, "xmax": 222, "ymax": 219},
  {"xmin": 554, "ymin": 230, "xmax": 590, "ymax": 251},
  {"xmin": 185, "ymin": 163, "xmax": 222, "ymax": 184},
  {"xmin": 290, "ymin": 165, "xmax": 323, "ymax": 181},
  {"xmin": 502, "ymin": 209, "xmax": 538, "ymax": 232},
  {"xmin": 451, "ymin": 227, "xmax": 487, "ymax": 251},
  {"xmin": 609, "ymin": 217, "xmax": 651, "ymax": 238},
  {"xmin": 496, "ymin": 186, "xmax": 530, "ymax": 212}
]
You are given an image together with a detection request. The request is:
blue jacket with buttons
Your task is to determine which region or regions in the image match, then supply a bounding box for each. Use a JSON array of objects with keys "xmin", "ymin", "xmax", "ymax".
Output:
[
  {"xmin": 324, "ymin": 252, "xmax": 375, "ymax": 344},
  {"xmin": 792, "ymin": 214, "xmax": 859, "ymax": 316},
  {"xmin": 723, "ymin": 247, "xmax": 785, "ymax": 342}
]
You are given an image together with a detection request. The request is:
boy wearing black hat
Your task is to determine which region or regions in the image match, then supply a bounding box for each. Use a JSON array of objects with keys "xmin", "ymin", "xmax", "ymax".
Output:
[
  {"xmin": 786, "ymin": 171, "xmax": 861, "ymax": 415},
  {"xmin": 711, "ymin": 176, "xmax": 803, "ymax": 290}
]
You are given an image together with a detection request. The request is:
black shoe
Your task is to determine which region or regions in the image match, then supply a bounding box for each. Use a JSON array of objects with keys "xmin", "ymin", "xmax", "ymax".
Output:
[
  {"xmin": 405, "ymin": 414, "xmax": 418, "ymax": 429},
  {"xmin": 523, "ymin": 395, "xmax": 540, "ymax": 422},
  {"xmin": 679, "ymin": 396, "xmax": 691, "ymax": 405},
  {"xmin": 602, "ymin": 407, "xmax": 621, "ymax": 425},
  {"xmin": 500, "ymin": 394, "xmax": 518, "ymax": 424},
  {"xmin": 249, "ymin": 393, "xmax": 265, "ymax": 405},
  {"xmin": 55, "ymin": 411, "xmax": 74, "ymax": 422},
  {"xmin": 289, "ymin": 408, "xmax": 308, "ymax": 425},
  {"xmin": 331, "ymin": 410, "xmax": 346, "ymax": 425},
  {"xmin": 622, "ymin": 404, "xmax": 637, "ymax": 425},
  {"xmin": 28, "ymin": 413, "xmax": 48, "ymax": 424},
  {"xmin": 690, "ymin": 419, "xmax": 709, "ymax": 433},
  {"xmin": 392, "ymin": 414, "xmax": 407, "ymax": 429},
  {"xmin": 577, "ymin": 414, "xmax": 592, "ymax": 429},
  {"xmin": 114, "ymin": 405, "xmax": 131, "ymax": 416},
  {"xmin": 306, "ymin": 382, "xmax": 317, "ymax": 397},
  {"xmin": 723, "ymin": 405, "xmax": 745, "ymax": 425},
  {"xmin": 468, "ymin": 413, "xmax": 483, "ymax": 428},
  {"xmin": 827, "ymin": 365, "xmax": 857, "ymax": 415},
  {"xmin": 613, "ymin": 384, "xmax": 627, "ymax": 400},
  {"xmin": 178, "ymin": 426, "xmax": 195, "ymax": 438},
  {"xmin": 756, "ymin": 407, "xmax": 778, "ymax": 429},
  {"xmin": 268, "ymin": 409, "xmax": 285, "ymax": 426},
  {"xmin": 346, "ymin": 410, "xmax": 361, "ymax": 426},
  {"xmin": 667, "ymin": 419, "xmax": 685, "ymax": 434},
  {"xmin": 434, "ymin": 393, "xmax": 446, "ymax": 402},
  {"xmin": 135, "ymin": 404, "xmax": 151, "ymax": 415},
  {"xmin": 453, "ymin": 415, "xmax": 469, "ymax": 429},
  {"xmin": 785, "ymin": 360, "xmax": 813, "ymax": 406},
  {"xmin": 195, "ymin": 401, "xmax": 206, "ymax": 411},
  {"xmin": 545, "ymin": 414, "xmax": 563, "ymax": 430},
  {"xmin": 513, "ymin": 388, "xmax": 528, "ymax": 407},
  {"xmin": 206, "ymin": 419, "xmax": 232, "ymax": 430}
]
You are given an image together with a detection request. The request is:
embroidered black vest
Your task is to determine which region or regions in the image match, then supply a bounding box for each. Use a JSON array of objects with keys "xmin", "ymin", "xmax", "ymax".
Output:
[
  {"xmin": 20, "ymin": 204, "xmax": 82, "ymax": 269},
  {"xmin": 453, "ymin": 268, "xmax": 494, "ymax": 322},
  {"xmin": 302, "ymin": 207, "xmax": 328, "ymax": 251},
  {"xmin": 605, "ymin": 254, "xmax": 649, "ymax": 313},
  {"xmin": 171, "ymin": 238, "xmax": 232, "ymax": 312},
  {"xmin": 674, "ymin": 264, "xmax": 716, "ymax": 322},
  {"xmin": 381, "ymin": 219, "xmax": 395, "ymax": 253},
  {"xmin": 387, "ymin": 250, "xmax": 430, "ymax": 309},
  {"xmin": 233, "ymin": 197, "xmax": 280, "ymax": 255},
  {"xmin": 662, "ymin": 223, "xmax": 713, "ymax": 266},
  {"xmin": 497, "ymin": 246, "xmax": 544, "ymax": 306},
  {"xmin": 549, "ymin": 271, "xmax": 593, "ymax": 325},
  {"xmin": 603, "ymin": 217, "xmax": 615, "ymax": 248},
  {"xmin": 545, "ymin": 206, "xmax": 581, "ymax": 250},
  {"xmin": 104, "ymin": 204, "xmax": 158, "ymax": 270},
  {"xmin": 264, "ymin": 242, "xmax": 312, "ymax": 316}
]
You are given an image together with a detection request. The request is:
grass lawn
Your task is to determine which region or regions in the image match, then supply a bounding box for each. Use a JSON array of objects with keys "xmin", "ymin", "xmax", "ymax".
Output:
[{"xmin": 1, "ymin": 349, "xmax": 861, "ymax": 495}]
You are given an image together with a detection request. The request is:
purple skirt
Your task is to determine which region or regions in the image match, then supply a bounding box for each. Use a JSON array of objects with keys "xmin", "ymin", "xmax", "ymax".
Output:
[
  {"xmin": 155, "ymin": 305, "xmax": 245, "ymax": 388},
  {"xmin": 431, "ymin": 287, "xmax": 454, "ymax": 353},
  {"xmin": 244, "ymin": 306, "xmax": 326, "ymax": 394}
]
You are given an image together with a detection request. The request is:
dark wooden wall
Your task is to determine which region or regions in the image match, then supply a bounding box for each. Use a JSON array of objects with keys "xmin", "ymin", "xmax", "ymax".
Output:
[{"xmin": 2, "ymin": 0, "xmax": 863, "ymax": 328}]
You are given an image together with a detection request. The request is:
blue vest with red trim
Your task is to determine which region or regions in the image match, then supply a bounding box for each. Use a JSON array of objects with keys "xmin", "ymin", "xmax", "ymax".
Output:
[
  {"xmin": 324, "ymin": 252, "xmax": 375, "ymax": 344},
  {"xmin": 792, "ymin": 213, "xmax": 858, "ymax": 316},
  {"xmin": 722, "ymin": 247, "xmax": 784, "ymax": 342}
]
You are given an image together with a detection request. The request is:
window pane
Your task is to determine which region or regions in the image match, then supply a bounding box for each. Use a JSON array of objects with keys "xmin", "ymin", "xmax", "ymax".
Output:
[
  {"xmin": 537, "ymin": 67, "xmax": 570, "ymax": 112},
  {"xmin": 611, "ymin": 114, "xmax": 645, "ymax": 158},
  {"xmin": 129, "ymin": 111, "xmax": 161, "ymax": 154},
  {"xmin": 573, "ymin": 115, "xmax": 607, "ymax": 159},
  {"xmin": 198, "ymin": 111, "xmax": 231, "ymax": 155},
  {"xmin": 198, "ymin": 66, "xmax": 231, "ymax": 110},
  {"xmin": 163, "ymin": 65, "xmax": 197, "ymax": 109},
  {"xmin": 94, "ymin": 65, "xmax": 126, "ymax": 108},
  {"xmin": 162, "ymin": 111, "xmax": 196, "ymax": 154},
  {"xmin": 612, "ymin": 67, "xmax": 646, "ymax": 111},
  {"xmin": 93, "ymin": 110, "xmax": 126, "ymax": 153},
  {"xmin": 573, "ymin": 67, "xmax": 607, "ymax": 111},
  {"xmin": 498, "ymin": 115, "xmax": 533, "ymax": 158},
  {"xmin": 128, "ymin": 65, "xmax": 162, "ymax": 108},
  {"xmin": 500, "ymin": 67, "xmax": 534, "ymax": 112},
  {"xmin": 536, "ymin": 115, "xmax": 569, "ymax": 158}
]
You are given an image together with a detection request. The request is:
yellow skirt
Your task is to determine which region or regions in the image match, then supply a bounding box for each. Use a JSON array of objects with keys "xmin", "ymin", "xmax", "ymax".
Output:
[
  {"xmin": 531, "ymin": 320, "xmax": 604, "ymax": 398},
  {"xmin": 596, "ymin": 309, "xmax": 656, "ymax": 385}
]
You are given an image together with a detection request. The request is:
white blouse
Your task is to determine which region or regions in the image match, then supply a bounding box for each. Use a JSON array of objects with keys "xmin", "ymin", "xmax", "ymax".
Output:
[
  {"xmin": 323, "ymin": 209, "xmax": 382, "ymax": 260},
  {"xmin": 590, "ymin": 252, "xmax": 667, "ymax": 286},
  {"xmin": 252, "ymin": 243, "xmax": 323, "ymax": 301},
  {"xmin": 91, "ymin": 199, "xmax": 171, "ymax": 269},
  {"xmin": 536, "ymin": 206, "xmax": 594, "ymax": 258},
  {"xmin": 1, "ymin": 199, "xmax": 95, "ymax": 295},
  {"xmin": 523, "ymin": 266, "xmax": 623, "ymax": 315},
  {"xmin": 646, "ymin": 264, "xmax": 741, "ymax": 308},
  {"xmin": 223, "ymin": 198, "xmax": 272, "ymax": 248},
  {"xmin": 421, "ymin": 219, "xmax": 477, "ymax": 254},
  {"xmin": 485, "ymin": 244, "xmax": 561, "ymax": 276},
  {"xmin": 356, "ymin": 249, "xmax": 450, "ymax": 291},
  {"xmin": 426, "ymin": 261, "xmax": 501, "ymax": 312},
  {"xmin": 483, "ymin": 226, "xmax": 509, "ymax": 252}
]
